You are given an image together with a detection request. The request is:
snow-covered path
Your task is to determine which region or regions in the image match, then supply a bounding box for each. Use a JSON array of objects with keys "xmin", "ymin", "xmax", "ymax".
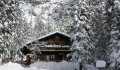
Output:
[{"xmin": 0, "ymin": 61, "xmax": 79, "ymax": 70}]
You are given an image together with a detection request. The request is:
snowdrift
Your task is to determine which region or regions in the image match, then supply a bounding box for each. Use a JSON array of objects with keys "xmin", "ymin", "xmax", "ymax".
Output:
[{"xmin": 0, "ymin": 61, "xmax": 79, "ymax": 70}]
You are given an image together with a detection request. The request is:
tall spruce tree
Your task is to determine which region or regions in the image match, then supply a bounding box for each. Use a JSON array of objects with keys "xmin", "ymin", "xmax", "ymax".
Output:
[
  {"xmin": 68, "ymin": 0, "xmax": 95, "ymax": 64},
  {"xmin": 0, "ymin": 0, "xmax": 21, "ymax": 59},
  {"xmin": 107, "ymin": 0, "xmax": 120, "ymax": 69}
]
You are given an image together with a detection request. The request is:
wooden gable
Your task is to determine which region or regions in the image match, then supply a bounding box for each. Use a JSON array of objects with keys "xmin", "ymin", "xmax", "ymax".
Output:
[{"xmin": 25, "ymin": 32, "xmax": 71, "ymax": 46}]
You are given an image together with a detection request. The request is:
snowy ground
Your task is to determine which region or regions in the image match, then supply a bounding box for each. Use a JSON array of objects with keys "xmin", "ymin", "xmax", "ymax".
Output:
[
  {"xmin": 0, "ymin": 60, "xmax": 99, "ymax": 70},
  {"xmin": 0, "ymin": 61, "xmax": 79, "ymax": 70}
]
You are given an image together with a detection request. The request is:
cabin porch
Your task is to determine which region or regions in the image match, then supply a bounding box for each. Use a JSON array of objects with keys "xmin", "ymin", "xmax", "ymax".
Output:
[{"xmin": 37, "ymin": 46, "xmax": 71, "ymax": 61}]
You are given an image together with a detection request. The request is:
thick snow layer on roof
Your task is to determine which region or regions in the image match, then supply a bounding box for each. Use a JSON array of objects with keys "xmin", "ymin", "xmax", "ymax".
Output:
[
  {"xmin": 37, "ymin": 31, "xmax": 71, "ymax": 39},
  {"xmin": 0, "ymin": 61, "xmax": 79, "ymax": 70},
  {"xmin": 24, "ymin": 31, "xmax": 71, "ymax": 45}
]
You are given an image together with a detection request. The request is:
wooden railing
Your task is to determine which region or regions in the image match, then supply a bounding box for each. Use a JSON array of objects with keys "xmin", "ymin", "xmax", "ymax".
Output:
[{"xmin": 39, "ymin": 46, "xmax": 70, "ymax": 51}]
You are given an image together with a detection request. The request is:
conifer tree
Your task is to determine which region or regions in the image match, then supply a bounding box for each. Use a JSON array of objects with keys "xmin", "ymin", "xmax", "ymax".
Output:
[
  {"xmin": 68, "ymin": 0, "xmax": 95, "ymax": 64},
  {"xmin": 0, "ymin": 0, "xmax": 21, "ymax": 59}
]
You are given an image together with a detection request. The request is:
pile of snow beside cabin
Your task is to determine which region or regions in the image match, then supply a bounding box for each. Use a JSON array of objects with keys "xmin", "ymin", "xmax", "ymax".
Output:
[{"xmin": 0, "ymin": 61, "xmax": 99, "ymax": 70}]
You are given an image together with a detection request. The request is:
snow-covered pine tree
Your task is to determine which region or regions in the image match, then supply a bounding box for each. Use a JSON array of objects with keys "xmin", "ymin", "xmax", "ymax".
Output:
[
  {"xmin": 34, "ymin": 12, "xmax": 54, "ymax": 38},
  {"xmin": 13, "ymin": 19, "xmax": 34, "ymax": 61},
  {"xmin": 50, "ymin": 2, "xmax": 74, "ymax": 33},
  {"xmin": 0, "ymin": 0, "xmax": 21, "ymax": 59},
  {"xmin": 108, "ymin": 0, "xmax": 120, "ymax": 69},
  {"xmin": 68, "ymin": 0, "xmax": 95, "ymax": 64},
  {"xmin": 89, "ymin": 0, "xmax": 110, "ymax": 61}
]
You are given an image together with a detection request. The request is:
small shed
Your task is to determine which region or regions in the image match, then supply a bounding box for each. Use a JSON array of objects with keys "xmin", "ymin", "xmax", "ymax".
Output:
[{"xmin": 23, "ymin": 31, "xmax": 72, "ymax": 61}]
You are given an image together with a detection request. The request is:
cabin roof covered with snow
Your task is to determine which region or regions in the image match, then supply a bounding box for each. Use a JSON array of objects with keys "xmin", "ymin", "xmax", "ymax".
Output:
[{"xmin": 24, "ymin": 31, "xmax": 71, "ymax": 46}]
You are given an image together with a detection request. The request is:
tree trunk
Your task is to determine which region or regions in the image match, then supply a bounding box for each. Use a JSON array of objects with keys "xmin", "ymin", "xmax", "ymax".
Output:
[{"xmin": 79, "ymin": 62, "xmax": 82, "ymax": 70}]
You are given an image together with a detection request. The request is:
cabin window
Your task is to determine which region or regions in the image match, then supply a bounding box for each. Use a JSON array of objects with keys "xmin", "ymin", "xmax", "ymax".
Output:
[{"xmin": 46, "ymin": 55, "xmax": 55, "ymax": 61}]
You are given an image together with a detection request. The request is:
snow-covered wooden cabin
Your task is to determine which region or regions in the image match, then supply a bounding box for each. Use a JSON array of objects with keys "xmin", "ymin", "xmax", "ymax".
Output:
[{"xmin": 24, "ymin": 31, "xmax": 72, "ymax": 61}]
